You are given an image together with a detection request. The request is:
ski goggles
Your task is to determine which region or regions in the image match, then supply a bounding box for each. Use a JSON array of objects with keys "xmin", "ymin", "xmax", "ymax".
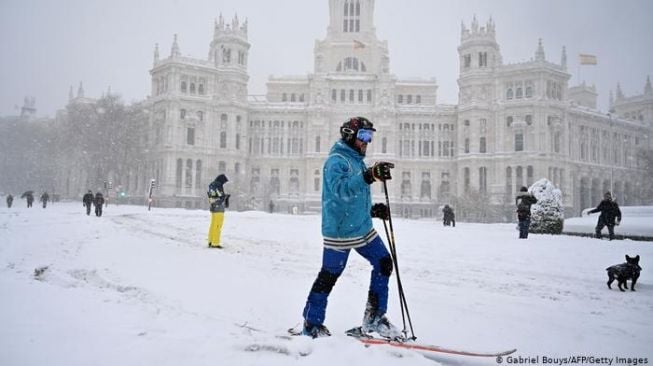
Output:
[{"xmin": 356, "ymin": 128, "xmax": 374, "ymax": 143}]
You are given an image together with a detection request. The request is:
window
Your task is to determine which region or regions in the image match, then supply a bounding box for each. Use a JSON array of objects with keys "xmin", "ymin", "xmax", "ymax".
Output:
[
  {"xmin": 416, "ymin": 95, "xmax": 421, "ymax": 104},
  {"xmin": 236, "ymin": 134, "xmax": 241, "ymax": 150},
  {"xmin": 516, "ymin": 87, "xmax": 523, "ymax": 98},
  {"xmin": 525, "ymin": 86, "xmax": 532, "ymax": 98},
  {"xmin": 515, "ymin": 132, "xmax": 524, "ymax": 151},
  {"xmin": 527, "ymin": 166, "xmax": 534, "ymax": 186},
  {"xmin": 554, "ymin": 131, "xmax": 561, "ymax": 153},
  {"xmin": 196, "ymin": 111, "xmax": 204, "ymax": 121},
  {"xmin": 349, "ymin": 89, "xmax": 354, "ymax": 102},
  {"xmin": 479, "ymin": 167, "xmax": 487, "ymax": 193},
  {"xmin": 198, "ymin": 84, "xmax": 204, "ymax": 95},
  {"xmin": 407, "ymin": 95, "xmax": 413, "ymax": 104},
  {"xmin": 479, "ymin": 52, "xmax": 487, "ymax": 67},
  {"xmin": 463, "ymin": 167, "xmax": 470, "ymax": 192},
  {"xmin": 367, "ymin": 90, "xmax": 372, "ymax": 102},
  {"xmin": 332, "ymin": 89, "xmax": 337, "ymax": 101},
  {"xmin": 190, "ymin": 83, "xmax": 196, "ymax": 94},
  {"xmin": 507, "ymin": 88, "xmax": 513, "ymax": 100},
  {"xmin": 187, "ymin": 127, "xmax": 195, "ymax": 145},
  {"xmin": 358, "ymin": 89, "xmax": 363, "ymax": 102},
  {"xmin": 315, "ymin": 136, "xmax": 321, "ymax": 152},
  {"xmin": 464, "ymin": 54, "xmax": 471, "ymax": 69},
  {"xmin": 464, "ymin": 138, "xmax": 470, "ymax": 153},
  {"xmin": 340, "ymin": 89, "xmax": 346, "ymax": 102},
  {"xmin": 181, "ymin": 81, "xmax": 187, "ymax": 93},
  {"xmin": 464, "ymin": 119, "xmax": 470, "ymax": 126},
  {"xmin": 176, "ymin": 159, "xmax": 183, "ymax": 189},
  {"xmin": 282, "ymin": 93, "xmax": 287, "ymax": 102},
  {"xmin": 180, "ymin": 109, "xmax": 186, "ymax": 119},
  {"xmin": 506, "ymin": 116, "xmax": 513, "ymax": 127},
  {"xmin": 398, "ymin": 95, "xmax": 403, "ymax": 104},
  {"xmin": 479, "ymin": 137, "xmax": 486, "ymax": 153},
  {"xmin": 382, "ymin": 137, "xmax": 387, "ymax": 153},
  {"xmin": 291, "ymin": 93, "xmax": 296, "ymax": 102},
  {"xmin": 220, "ymin": 131, "xmax": 227, "ymax": 148},
  {"xmin": 195, "ymin": 160, "xmax": 202, "ymax": 189},
  {"xmin": 525, "ymin": 115, "xmax": 533, "ymax": 125}
]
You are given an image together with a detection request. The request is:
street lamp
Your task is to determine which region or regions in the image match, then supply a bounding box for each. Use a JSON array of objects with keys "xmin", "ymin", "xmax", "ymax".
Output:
[{"xmin": 607, "ymin": 112, "xmax": 614, "ymax": 194}]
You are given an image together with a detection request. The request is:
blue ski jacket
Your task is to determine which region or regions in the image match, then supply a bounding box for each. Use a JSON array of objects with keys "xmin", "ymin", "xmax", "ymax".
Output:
[{"xmin": 321, "ymin": 140, "xmax": 377, "ymax": 249}]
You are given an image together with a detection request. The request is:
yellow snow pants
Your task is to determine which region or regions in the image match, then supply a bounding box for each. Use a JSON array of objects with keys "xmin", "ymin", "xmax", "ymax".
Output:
[{"xmin": 208, "ymin": 212, "xmax": 225, "ymax": 247}]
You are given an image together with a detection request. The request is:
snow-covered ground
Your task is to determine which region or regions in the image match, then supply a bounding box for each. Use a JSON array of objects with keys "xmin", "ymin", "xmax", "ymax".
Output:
[
  {"xmin": 564, "ymin": 206, "xmax": 653, "ymax": 238},
  {"xmin": 1, "ymin": 202, "xmax": 652, "ymax": 366}
]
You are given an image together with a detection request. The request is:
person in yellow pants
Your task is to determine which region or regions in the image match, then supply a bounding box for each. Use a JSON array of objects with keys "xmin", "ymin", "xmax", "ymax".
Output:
[{"xmin": 207, "ymin": 174, "xmax": 230, "ymax": 248}]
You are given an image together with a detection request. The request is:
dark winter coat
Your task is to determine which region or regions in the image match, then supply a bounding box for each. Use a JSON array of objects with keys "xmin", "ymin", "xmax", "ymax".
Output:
[
  {"xmin": 83, "ymin": 192, "xmax": 94, "ymax": 205},
  {"xmin": 516, "ymin": 192, "xmax": 538, "ymax": 221},
  {"xmin": 94, "ymin": 192, "xmax": 105, "ymax": 207},
  {"xmin": 40, "ymin": 192, "xmax": 49, "ymax": 203},
  {"xmin": 443, "ymin": 206, "xmax": 455, "ymax": 221},
  {"xmin": 208, "ymin": 174, "xmax": 229, "ymax": 213},
  {"xmin": 589, "ymin": 199, "xmax": 622, "ymax": 225},
  {"xmin": 6, "ymin": 195, "xmax": 13, "ymax": 205}
]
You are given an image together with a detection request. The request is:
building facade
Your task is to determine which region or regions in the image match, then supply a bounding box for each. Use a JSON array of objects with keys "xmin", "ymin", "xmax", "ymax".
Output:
[{"xmin": 129, "ymin": 0, "xmax": 650, "ymax": 219}]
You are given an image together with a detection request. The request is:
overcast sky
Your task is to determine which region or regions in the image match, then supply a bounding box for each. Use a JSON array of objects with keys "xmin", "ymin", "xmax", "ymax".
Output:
[{"xmin": 1, "ymin": 0, "xmax": 652, "ymax": 117}]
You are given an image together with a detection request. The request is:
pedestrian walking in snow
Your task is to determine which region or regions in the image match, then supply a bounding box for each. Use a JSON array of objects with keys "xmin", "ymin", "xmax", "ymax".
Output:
[
  {"xmin": 40, "ymin": 191, "xmax": 50, "ymax": 208},
  {"xmin": 516, "ymin": 186, "xmax": 537, "ymax": 239},
  {"xmin": 6, "ymin": 194, "xmax": 13, "ymax": 208},
  {"xmin": 299, "ymin": 116, "xmax": 401, "ymax": 339},
  {"xmin": 587, "ymin": 191, "xmax": 621, "ymax": 240},
  {"xmin": 94, "ymin": 192, "xmax": 105, "ymax": 217},
  {"xmin": 207, "ymin": 174, "xmax": 230, "ymax": 248},
  {"xmin": 442, "ymin": 204, "xmax": 455, "ymax": 227},
  {"xmin": 21, "ymin": 191, "xmax": 34, "ymax": 208},
  {"xmin": 83, "ymin": 190, "xmax": 94, "ymax": 215}
]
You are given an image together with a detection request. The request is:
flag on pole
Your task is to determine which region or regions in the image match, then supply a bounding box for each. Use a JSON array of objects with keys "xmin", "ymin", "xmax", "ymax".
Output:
[
  {"xmin": 353, "ymin": 40, "xmax": 366, "ymax": 49},
  {"xmin": 579, "ymin": 54, "xmax": 597, "ymax": 65}
]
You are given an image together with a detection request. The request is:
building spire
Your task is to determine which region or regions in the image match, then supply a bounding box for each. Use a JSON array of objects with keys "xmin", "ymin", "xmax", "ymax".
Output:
[
  {"xmin": 171, "ymin": 34, "xmax": 180, "ymax": 58},
  {"xmin": 154, "ymin": 43, "xmax": 159, "ymax": 64},
  {"xmin": 561, "ymin": 46, "xmax": 567, "ymax": 70},
  {"xmin": 645, "ymin": 75, "xmax": 652, "ymax": 95},
  {"xmin": 77, "ymin": 81, "xmax": 85, "ymax": 98},
  {"xmin": 616, "ymin": 82, "xmax": 624, "ymax": 100},
  {"xmin": 535, "ymin": 38, "xmax": 545, "ymax": 61}
]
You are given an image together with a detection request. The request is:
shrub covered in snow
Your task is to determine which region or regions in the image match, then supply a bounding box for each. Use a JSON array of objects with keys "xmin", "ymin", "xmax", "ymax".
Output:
[{"xmin": 529, "ymin": 178, "xmax": 564, "ymax": 234}]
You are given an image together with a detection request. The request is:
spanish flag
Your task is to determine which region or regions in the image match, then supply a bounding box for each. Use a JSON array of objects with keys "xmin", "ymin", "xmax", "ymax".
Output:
[
  {"xmin": 353, "ymin": 40, "xmax": 366, "ymax": 49},
  {"xmin": 579, "ymin": 54, "xmax": 597, "ymax": 65}
]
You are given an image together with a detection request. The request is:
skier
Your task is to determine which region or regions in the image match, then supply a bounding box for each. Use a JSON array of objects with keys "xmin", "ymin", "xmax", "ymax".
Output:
[
  {"xmin": 40, "ymin": 191, "xmax": 50, "ymax": 208},
  {"xmin": 6, "ymin": 194, "xmax": 13, "ymax": 208},
  {"xmin": 298, "ymin": 116, "xmax": 400, "ymax": 339},
  {"xmin": 207, "ymin": 174, "xmax": 230, "ymax": 248},
  {"xmin": 83, "ymin": 190, "xmax": 94, "ymax": 215},
  {"xmin": 442, "ymin": 204, "xmax": 455, "ymax": 227},
  {"xmin": 94, "ymin": 192, "xmax": 105, "ymax": 217},
  {"xmin": 515, "ymin": 186, "xmax": 537, "ymax": 239},
  {"xmin": 587, "ymin": 191, "xmax": 622, "ymax": 240}
]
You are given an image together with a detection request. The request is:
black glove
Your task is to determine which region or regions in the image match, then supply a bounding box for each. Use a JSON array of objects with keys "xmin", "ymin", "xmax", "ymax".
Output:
[
  {"xmin": 224, "ymin": 194, "xmax": 231, "ymax": 208},
  {"xmin": 363, "ymin": 161, "xmax": 395, "ymax": 184},
  {"xmin": 370, "ymin": 203, "xmax": 390, "ymax": 220}
]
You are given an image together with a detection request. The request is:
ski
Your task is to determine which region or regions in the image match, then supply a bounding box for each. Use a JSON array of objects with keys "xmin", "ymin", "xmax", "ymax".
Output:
[{"xmin": 346, "ymin": 326, "xmax": 516, "ymax": 360}]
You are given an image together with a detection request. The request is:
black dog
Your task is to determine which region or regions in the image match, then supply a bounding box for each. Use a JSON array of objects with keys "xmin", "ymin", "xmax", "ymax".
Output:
[{"xmin": 606, "ymin": 255, "xmax": 642, "ymax": 292}]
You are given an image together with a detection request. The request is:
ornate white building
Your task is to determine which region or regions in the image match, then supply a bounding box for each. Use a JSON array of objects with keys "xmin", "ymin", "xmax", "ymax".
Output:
[{"xmin": 141, "ymin": 0, "xmax": 651, "ymax": 219}]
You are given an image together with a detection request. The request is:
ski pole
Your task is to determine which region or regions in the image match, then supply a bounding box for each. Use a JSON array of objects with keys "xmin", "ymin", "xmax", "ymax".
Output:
[{"xmin": 382, "ymin": 179, "xmax": 416, "ymax": 340}]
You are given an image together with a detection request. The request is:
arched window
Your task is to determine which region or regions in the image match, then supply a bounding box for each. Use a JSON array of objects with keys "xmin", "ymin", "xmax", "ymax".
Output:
[
  {"xmin": 190, "ymin": 83, "xmax": 196, "ymax": 94},
  {"xmin": 181, "ymin": 81, "xmax": 187, "ymax": 93},
  {"xmin": 507, "ymin": 88, "xmax": 513, "ymax": 100},
  {"xmin": 516, "ymin": 87, "xmax": 523, "ymax": 98},
  {"xmin": 198, "ymin": 84, "xmax": 204, "ymax": 95},
  {"xmin": 525, "ymin": 86, "xmax": 532, "ymax": 98},
  {"xmin": 337, "ymin": 57, "xmax": 366, "ymax": 72}
]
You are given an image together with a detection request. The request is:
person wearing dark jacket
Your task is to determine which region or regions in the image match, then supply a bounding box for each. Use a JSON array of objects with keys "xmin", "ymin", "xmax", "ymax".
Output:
[
  {"xmin": 207, "ymin": 174, "xmax": 230, "ymax": 248},
  {"xmin": 588, "ymin": 191, "xmax": 622, "ymax": 240},
  {"xmin": 442, "ymin": 204, "xmax": 455, "ymax": 227},
  {"xmin": 516, "ymin": 186, "xmax": 538, "ymax": 239},
  {"xmin": 94, "ymin": 192, "xmax": 105, "ymax": 217},
  {"xmin": 83, "ymin": 190, "xmax": 94, "ymax": 215},
  {"xmin": 6, "ymin": 194, "xmax": 13, "ymax": 208},
  {"xmin": 40, "ymin": 192, "xmax": 50, "ymax": 208},
  {"xmin": 22, "ymin": 191, "xmax": 34, "ymax": 208}
]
